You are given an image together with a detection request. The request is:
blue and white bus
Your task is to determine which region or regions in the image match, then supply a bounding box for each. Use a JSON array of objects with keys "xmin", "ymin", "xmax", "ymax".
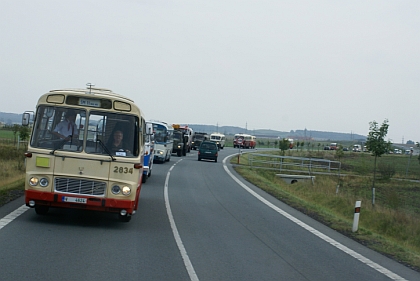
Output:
[
  {"xmin": 150, "ymin": 121, "xmax": 173, "ymax": 163},
  {"xmin": 142, "ymin": 122, "xmax": 154, "ymax": 183}
]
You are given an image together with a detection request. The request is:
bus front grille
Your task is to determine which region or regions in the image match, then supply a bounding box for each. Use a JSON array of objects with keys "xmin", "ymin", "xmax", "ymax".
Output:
[{"xmin": 55, "ymin": 178, "xmax": 106, "ymax": 196}]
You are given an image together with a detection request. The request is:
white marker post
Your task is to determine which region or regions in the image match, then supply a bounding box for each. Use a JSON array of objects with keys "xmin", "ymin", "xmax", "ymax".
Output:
[
  {"xmin": 237, "ymin": 138, "xmax": 243, "ymax": 164},
  {"xmin": 352, "ymin": 201, "xmax": 361, "ymax": 233}
]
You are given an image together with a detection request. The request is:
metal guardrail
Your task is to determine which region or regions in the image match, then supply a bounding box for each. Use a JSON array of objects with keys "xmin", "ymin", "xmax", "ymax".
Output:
[{"xmin": 247, "ymin": 153, "xmax": 341, "ymax": 176}]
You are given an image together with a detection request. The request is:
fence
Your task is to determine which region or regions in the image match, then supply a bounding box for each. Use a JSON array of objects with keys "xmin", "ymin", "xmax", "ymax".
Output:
[
  {"xmin": 247, "ymin": 153, "xmax": 341, "ymax": 177},
  {"xmin": 0, "ymin": 137, "xmax": 28, "ymax": 149}
]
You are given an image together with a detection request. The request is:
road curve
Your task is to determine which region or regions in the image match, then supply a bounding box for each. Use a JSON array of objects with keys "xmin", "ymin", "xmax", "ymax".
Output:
[{"xmin": 0, "ymin": 147, "xmax": 419, "ymax": 281}]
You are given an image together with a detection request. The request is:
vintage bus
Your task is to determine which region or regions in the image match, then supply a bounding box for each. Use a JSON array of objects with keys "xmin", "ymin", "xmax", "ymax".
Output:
[
  {"xmin": 209, "ymin": 132, "xmax": 226, "ymax": 149},
  {"xmin": 151, "ymin": 120, "xmax": 173, "ymax": 163},
  {"xmin": 233, "ymin": 133, "xmax": 257, "ymax": 149},
  {"xmin": 22, "ymin": 86, "xmax": 146, "ymax": 222}
]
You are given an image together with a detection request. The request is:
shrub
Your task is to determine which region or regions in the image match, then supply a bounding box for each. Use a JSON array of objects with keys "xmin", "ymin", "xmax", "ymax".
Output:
[{"xmin": 378, "ymin": 162, "xmax": 396, "ymax": 180}]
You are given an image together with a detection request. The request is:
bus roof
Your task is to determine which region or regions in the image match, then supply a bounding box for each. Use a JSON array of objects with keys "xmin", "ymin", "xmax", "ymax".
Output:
[
  {"xmin": 48, "ymin": 88, "xmax": 135, "ymax": 103},
  {"xmin": 38, "ymin": 87, "xmax": 144, "ymax": 116},
  {"xmin": 210, "ymin": 132, "xmax": 225, "ymax": 136},
  {"xmin": 150, "ymin": 120, "xmax": 174, "ymax": 130}
]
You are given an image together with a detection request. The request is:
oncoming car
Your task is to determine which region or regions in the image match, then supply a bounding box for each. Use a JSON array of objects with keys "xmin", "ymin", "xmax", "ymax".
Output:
[{"xmin": 198, "ymin": 141, "xmax": 218, "ymax": 162}]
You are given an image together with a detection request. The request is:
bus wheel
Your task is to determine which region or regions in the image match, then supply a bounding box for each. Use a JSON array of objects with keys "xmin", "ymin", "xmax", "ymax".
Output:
[
  {"xmin": 142, "ymin": 174, "xmax": 147, "ymax": 183},
  {"xmin": 35, "ymin": 205, "xmax": 49, "ymax": 215},
  {"xmin": 119, "ymin": 214, "xmax": 132, "ymax": 222}
]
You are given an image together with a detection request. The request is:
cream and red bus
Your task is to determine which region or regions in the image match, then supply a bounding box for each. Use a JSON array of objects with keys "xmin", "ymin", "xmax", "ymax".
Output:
[
  {"xmin": 22, "ymin": 86, "xmax": 146, "ymax": 222},
  {"xmin": 233, "ymin": 133, "xmax": 256, "ymax": 149}
]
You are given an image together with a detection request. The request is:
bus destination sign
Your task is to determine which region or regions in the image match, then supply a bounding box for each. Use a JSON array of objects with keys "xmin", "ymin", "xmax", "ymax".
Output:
[{"xmin": 79, "ymin": 98, "xmax": 101, "ymax": 108}]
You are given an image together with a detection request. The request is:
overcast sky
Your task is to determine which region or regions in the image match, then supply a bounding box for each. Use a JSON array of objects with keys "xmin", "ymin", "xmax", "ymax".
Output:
[{"xmin": 1, "ymin": 1, "xmax": 419, "ymax": 143}]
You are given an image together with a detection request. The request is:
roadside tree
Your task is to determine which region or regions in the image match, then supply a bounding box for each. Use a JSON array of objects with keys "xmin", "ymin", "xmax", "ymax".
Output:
[
  {"xmin": 279, "ymin": 138, "xmax": 290, "ymax": 156},
  {"xmin": 335, "ymin": 145, "xmax": 344, "ymax": 160},
  {"xmin": 12, "ymin": 124, "xmax": 19, "ymax": 145},
  {"xmin": 365, "ymin": 119, "xmax": 389, "ymax": 206},
  {"xmin": 19, "ymin": 126, "xmax": 30, "ymax": 148}
]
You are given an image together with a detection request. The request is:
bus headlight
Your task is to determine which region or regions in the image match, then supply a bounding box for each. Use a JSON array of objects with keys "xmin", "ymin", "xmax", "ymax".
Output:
[
  {"xmin": 122, "ymin": 186, "xmax": 131, "ymax": 196},
  {"xmin": 29, "ymin": 177, "xmax": 39, "ymax": 186},
  {"xmin": 39, "ymin": 178, "xmax": 49, "ymax": 187},
  {"xmin": 157, "ymin": 150, "xmax": 163, "ymax": 155},
  {"xmin": 111, "ymin": 185, "xmax": 121, "ymax": 195}
]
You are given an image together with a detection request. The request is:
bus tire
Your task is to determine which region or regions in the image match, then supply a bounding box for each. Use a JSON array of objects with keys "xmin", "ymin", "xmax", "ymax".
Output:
[
  {"xmin": 35, "ymin": 205, "xmax": 49, "ymax": 215},
  {"xmin": 142, "ymin": 174, "xmax": 147, "ymax": 183},
  {"xmin": 119, "ymin": 214, "xmax": 132, "ymax": 222},
  {"xmin": 177, "ymin": 150, "xmax": 181, "ymax": 157}
]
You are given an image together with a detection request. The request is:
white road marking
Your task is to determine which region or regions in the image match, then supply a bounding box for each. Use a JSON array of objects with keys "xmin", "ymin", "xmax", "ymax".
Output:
[
  {"xmin": 223, "ymin": 155, "xmax": 407, "ymax": 281},
  {"xmin": 0, "ymin": 156, "xmax": 407, "ymax": 281},
  {"xmin": 0, "ymin": 205, "xmax": 29, "ymax": 230},
  {"xmin": 165, "ymin": 159, "xmax": 199, "ymax": 281}
]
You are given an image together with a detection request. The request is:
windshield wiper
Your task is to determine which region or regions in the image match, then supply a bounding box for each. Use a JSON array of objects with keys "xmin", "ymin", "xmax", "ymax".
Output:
[
  {"xmin": 50, "ymin": 139, "xmax": 66, "ymax": 155},
  {"xmin": 96, "ymin": 139, "xmax": 116, "ymax": 161}
]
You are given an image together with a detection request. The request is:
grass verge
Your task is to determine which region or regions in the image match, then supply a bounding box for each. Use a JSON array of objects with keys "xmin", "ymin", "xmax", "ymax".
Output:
[
  {"xmin": 233, "ymin": 164, "xmax": 420, "ymax": 272},
  {"xmin": 0, "ymin": 177, "xmax": 25, "ymax": 207}
]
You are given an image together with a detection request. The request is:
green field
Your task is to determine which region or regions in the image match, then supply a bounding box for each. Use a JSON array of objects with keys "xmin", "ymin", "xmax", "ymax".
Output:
[{"xmin": 0, "ymin": 129, "xmax": 15, "ymax": 139}]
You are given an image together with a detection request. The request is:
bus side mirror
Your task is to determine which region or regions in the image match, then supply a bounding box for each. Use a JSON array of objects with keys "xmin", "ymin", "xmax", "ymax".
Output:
[
  {"xmin": 22, "ymin": 112, "xmax": 31, "ymax": 126},
  {"xmin": 146, "ymin": 123, "xmax": 153, "ymax": 135}
]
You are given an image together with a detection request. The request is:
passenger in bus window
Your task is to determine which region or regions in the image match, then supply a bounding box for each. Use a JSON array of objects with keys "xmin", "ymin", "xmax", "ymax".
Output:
[
  {"xmin": 108, "ymin": 130, "xmax": 131, "ymax": 155},
  {"xmin": 52, "ymin": 110, "xmax": 78, "ymax": 141}
]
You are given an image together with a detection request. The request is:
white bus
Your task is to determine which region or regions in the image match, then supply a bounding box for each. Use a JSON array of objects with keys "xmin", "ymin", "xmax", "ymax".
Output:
[
  {"xmin": 22, "ymin": 86, "xmax": 146, "ymax": 222},
  {"xmin": 210, "ymin": 132, "xmax": 226, "ymax": 149},
  {"xmin": 151, "ymin": 120, "xmax": 173, "ymax": 163}
]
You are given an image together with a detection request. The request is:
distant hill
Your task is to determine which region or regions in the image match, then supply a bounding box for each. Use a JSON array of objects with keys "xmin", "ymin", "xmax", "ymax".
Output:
[
  {"xmin": 0, "ymin": 112, "xmax": 22, "ymax": 125},
  {"xmin": 0, "ymin": 112, "xmax": 366, "ymax": 141}
]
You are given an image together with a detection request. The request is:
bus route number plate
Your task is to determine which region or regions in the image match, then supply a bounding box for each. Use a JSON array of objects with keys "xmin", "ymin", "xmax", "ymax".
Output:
[{"xmin": 62, "ymin": 196, "xmax": 87, "ymax": 204}]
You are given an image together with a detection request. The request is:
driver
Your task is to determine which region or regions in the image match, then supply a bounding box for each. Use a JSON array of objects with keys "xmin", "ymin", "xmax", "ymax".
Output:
[{"xmin": 52, "ymin": 110, "xmax": 78, "ymax": 141}]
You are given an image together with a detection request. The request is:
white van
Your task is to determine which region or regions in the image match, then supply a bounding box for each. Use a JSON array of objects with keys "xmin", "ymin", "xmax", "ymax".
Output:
[
  {"xmin": 210, "ymin": 132, "xmax": 226, "ymax": 149},
  {"xmin": 352, "ymin": 144, "xmax": 362, "ymax": 152}
]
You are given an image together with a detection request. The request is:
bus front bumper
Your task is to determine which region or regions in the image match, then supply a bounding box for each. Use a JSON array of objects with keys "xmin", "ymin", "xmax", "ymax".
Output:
[{"xmin": 25, "ymin": 190, "xmax": 137, "ymax": 214}]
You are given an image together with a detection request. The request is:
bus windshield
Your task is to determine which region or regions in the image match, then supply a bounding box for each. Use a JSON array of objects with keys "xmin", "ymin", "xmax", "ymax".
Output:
[
  {"xmin": 30, "ymin": 105, "xmax": 139, "ymax": 157},
  {"xmin": 153, "ymin": 123, "xmax": 168, "ymax": 143}
]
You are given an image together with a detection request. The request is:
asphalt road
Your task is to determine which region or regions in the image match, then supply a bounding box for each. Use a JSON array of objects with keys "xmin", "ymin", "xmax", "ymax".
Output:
[{"xmin": 0, "ymin": 148, "xmax": 419, "ymax": 281}]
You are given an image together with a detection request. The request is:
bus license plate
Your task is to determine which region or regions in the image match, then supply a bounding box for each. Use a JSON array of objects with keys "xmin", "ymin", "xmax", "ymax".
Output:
[{"xmin": 62, "ymin": 196, "xmax": 87, "ymax": 204}]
